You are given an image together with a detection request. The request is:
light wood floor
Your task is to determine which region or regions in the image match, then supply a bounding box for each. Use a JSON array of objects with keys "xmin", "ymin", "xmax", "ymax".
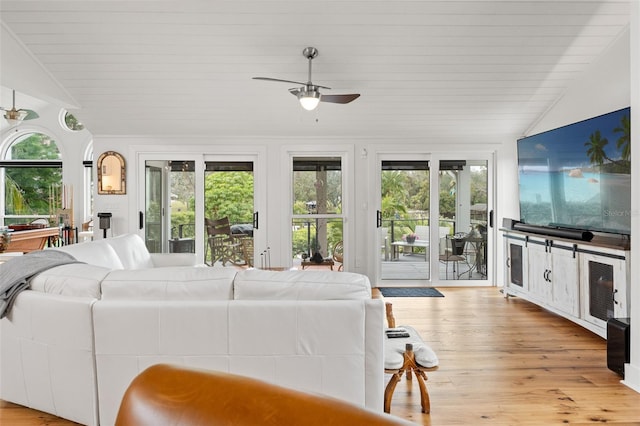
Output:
[{"xmin": 2, "ymin": 287, "xmax": 639, "ymax": 425}]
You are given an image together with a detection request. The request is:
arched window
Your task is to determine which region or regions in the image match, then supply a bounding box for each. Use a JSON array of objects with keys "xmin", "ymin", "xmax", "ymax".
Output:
[
  {"xmin": 63, "ymin": 111, "xmax": 85, "ymax": 131},
  {"xmin": 1, "ymin": 132, "xmax": 62, "ymax": 226}
]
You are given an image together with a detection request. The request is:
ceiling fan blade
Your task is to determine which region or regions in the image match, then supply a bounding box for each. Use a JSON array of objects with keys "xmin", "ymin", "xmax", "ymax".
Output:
[
  {"xmin": 320, "ymin": 94, "xmax": 360, "ymax": 104},
  {"xmin": 20, "ymin": 109, "xmax": 39, "ymax": 120},
  {"xmin": 253, "ymin": 77, "xmax": 307, "ymax": 86}
]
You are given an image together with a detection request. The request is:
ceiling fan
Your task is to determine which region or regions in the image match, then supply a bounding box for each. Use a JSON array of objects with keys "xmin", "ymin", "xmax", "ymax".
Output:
[
  {"xmin": 253, "ymin": 47, "xmax": 360, "ymax": 111},
  {"xmin": 1, "ymin": 90, "xmax": 39, "ymax": 126}
]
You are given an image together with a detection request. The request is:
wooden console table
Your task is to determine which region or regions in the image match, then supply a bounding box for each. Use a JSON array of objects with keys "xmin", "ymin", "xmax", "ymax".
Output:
[{"xmin": 4, "ymin": 227, "xmax": 59, "ymax": 253}]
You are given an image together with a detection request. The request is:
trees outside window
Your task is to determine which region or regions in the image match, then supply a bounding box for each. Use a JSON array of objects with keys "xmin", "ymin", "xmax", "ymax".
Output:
[
  {"xmin": 292, "ymin": 157, "xmax": 343, "ymax": 260},
  {"xmin": 2, "ymin": 133, "xmax": 62, "ymax": 225}
]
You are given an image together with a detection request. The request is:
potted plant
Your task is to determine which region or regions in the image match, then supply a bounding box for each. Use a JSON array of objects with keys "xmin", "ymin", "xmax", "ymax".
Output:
[{"xmin": 403, "ymin": 233, "xmax": 418, "ymax": 244}]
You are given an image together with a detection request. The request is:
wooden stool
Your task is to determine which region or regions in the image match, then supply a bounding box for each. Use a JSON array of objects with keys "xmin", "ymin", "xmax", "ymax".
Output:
[{"xmin": 384, "ymin": 342, "xmax": 437, "ymax": 414}]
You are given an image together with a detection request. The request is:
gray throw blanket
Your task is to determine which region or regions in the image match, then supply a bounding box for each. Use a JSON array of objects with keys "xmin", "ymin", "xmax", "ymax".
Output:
[{"xmin": 0, "ymin": 250, "xmax": 79, "ymax": 319}]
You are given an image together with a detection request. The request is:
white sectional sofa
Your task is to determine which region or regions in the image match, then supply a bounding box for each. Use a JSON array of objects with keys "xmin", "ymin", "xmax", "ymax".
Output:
[{"xmin": 0, "ymin": 234, "xmax": 384, "ymax": 426}]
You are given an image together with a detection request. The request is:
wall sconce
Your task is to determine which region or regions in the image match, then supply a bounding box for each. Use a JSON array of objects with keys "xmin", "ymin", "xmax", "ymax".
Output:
[{"xmin": 97, "ymin": 151, "xmax": 126, "ymax": 194}]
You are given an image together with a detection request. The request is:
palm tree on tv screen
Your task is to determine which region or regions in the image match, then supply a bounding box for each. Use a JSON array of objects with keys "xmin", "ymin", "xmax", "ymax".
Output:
[
  {"xmin": 614, "ymin": 114, "xmax": 630, "ymax": 161},
  {"xmin": 584, "ymin": 130, "xmax": 609, "ymax": 166}
]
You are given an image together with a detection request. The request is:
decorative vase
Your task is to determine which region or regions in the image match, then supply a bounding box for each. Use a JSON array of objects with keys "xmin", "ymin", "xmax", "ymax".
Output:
[{"xmin": 406, "ymin": 236, "xmax": 416, "ymax": 244}]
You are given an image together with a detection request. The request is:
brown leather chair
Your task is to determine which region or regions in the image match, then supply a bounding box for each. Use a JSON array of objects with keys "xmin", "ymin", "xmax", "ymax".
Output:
[{"xmin": 115, "ymin": 364, "xmax": 414, "ymax": 426}]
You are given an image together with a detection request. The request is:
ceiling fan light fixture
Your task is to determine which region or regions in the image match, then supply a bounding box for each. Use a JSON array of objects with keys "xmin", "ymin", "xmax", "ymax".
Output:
[
  {"xmin": 298, "ymin": 89, "xmax": 320, "ymax": 111},
  {"xmin": 4, "ymin": 109, "xmax": 26, "ymax": 126}
]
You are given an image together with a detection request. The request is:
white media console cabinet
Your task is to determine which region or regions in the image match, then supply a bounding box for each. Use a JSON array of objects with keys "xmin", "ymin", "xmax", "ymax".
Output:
[{"xmin": 502, "ymin": 228, "xmax": 630, "ymax": 338}]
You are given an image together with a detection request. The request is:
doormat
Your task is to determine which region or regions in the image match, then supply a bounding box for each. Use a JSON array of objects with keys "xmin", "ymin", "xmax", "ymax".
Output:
[{"xmin": 377, "ymin": 287, "xmax": 444, "ymax": 298}]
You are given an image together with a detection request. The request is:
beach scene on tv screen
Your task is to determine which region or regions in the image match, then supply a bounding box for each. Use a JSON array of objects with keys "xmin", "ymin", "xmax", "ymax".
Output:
[{"xmin": 518, "ymin": 107, "xmax": 630, "ymax": 235}]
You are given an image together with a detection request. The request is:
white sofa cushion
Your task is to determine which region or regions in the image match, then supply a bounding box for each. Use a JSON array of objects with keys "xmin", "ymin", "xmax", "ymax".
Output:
[
  {"xmin": 104, "ymin": 234, "xmax": 154, "ymax": 269},
  {"xmin": 233, "ymin": 270, "xmax": 371, "ymax": 300},
  {"xmin": 51, "ymin": 241, "xmax": 124, "ymax": 270},
  {"xmin": 100, "ymin": 267, "xmax": 237, "ymax": 300},
  {"xmin": 149, "ymin": 253, "xmax": 200, "ymax": 267},
  {"xmin": 29, "ymin": 264, "xmax": 110, "ymax": 299}
]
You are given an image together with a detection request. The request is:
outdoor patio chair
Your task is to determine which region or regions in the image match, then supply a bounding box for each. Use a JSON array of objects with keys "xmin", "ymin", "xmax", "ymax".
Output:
[
  {"xmin": 380, "ymin": 227, "xmax": 389, "ymax": 261},
  {"xmin": 439, "ymin": 234, "xmax": 467, "ymax": 279},
  {"xmin": 242, "ymin": 237, "xmax": 254, "ymax": 267},
  {"xmin": 205, "ymin": 217, "xmax": 244, "ymax": 266},
  {"xmin": 332, "ymin": 240, "xmax": 344, "ymax": 271}
]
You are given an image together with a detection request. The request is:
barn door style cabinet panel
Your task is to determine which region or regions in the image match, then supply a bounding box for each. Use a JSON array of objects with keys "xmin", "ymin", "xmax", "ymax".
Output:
[
  {"xmin": 503, "ymin": 230, "xmax": 630, "ymax": 338},
  {"xmin": 579, "ymin": 251, "xmax": 629, "ymax": 330}
]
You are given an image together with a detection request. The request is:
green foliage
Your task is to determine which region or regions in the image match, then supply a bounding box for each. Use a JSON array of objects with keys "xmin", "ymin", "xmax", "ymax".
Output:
[
  {"xmin": 470, "ymin": 167, "xmax": 488, "ymax": 205},
  {"xmin": 439, "ymin": 190, "xmax": 456, "ymax": 218},
  {"xmin": 4, "ymin": 176, "xmax": 26, "ymax": 214},
  {"xmin": 406, "ymin": 171, "xmax": 430, "ymax": 211},
  {"xmin": 205, "ymin": 171, "xmax": 254, "ymax": 224},
  {"xmin": 292, "ymin": 219, "xmax": 343, "ymax": 258},
  {"xmin": 4, "ymin": 134, "xmax": 62, "ymax": 216},
  {"xmin": 293, "ymin": 170, "xmax": 342, "ymax": 214},
  {"xmin": 64, "ymin": 112, "xmax": 85, "ymax": 131},
  {"xmin": 292, "ymin": 224, "xmax": 312, "ymax": 257},
  {"xmin": 381, "ymin": 195, "xmax": 407, "ymax": 219},
  {"xmin": 293, "ymin": 200, "xmax": 309, "ymax": 215},
  {"xmin": 170, "ymin": 211, "xmax": 195, "ymax": 238},
  {"xmin": 381, "ymin": 171, "xmax": 411, "ymax": 219}
]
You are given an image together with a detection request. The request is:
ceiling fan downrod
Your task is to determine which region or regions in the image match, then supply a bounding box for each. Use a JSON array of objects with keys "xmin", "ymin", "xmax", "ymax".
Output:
[{"xmin": 303, "ymin": 47, "xmax": 318, "ymax": 86}]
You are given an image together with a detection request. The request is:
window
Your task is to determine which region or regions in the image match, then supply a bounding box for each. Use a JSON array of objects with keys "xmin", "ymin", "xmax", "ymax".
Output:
[
  {"xmin": 292, "ymin": 157, "xmax": 343, "ymax": 265},
  {"xmin": 1, "ymin": 133, "xmax": 62, "ymax": 226},
  {"xmin": 63, "ymin": 111, "xmax": 85, "ymax": 131}
]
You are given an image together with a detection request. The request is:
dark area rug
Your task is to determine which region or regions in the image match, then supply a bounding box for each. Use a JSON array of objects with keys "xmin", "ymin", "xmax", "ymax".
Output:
[{"xmin": 377, "ymin": 287, "xmax": 444, "ymax": 298}]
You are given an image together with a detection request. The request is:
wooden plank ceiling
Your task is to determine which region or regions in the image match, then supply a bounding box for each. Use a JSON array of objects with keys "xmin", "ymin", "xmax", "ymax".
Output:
[{"xmin": 0, "ymin": 1, "xmax": 631, "ymax": 141}]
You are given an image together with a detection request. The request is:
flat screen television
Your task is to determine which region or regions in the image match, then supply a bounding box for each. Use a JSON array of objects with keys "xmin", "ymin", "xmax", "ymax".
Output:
[{"xmin": 517, "ymin": 107, "xmax": 631, "ymax": 236}]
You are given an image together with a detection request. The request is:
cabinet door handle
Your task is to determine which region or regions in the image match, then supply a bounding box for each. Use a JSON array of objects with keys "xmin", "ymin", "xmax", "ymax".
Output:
[
  {"xmin": 547, "ymin": 269, "xmax": 551, "ymax": 283},
  {"xmin": 613, "ymin": 288, "xmax": 619, "ymax": 305},
  {"xmin": 506, "ymin": 258, "xmax": 511, "ymax": 268}
]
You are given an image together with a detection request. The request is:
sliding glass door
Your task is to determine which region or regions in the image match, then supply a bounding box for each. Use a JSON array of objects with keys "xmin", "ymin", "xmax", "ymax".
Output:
[
  {"xmin": 438, "ymin": 160, "xmax": 489, "ymax": 281},
  {"xmin": 138, "ymin": 152, "xmax": 262, "ymax": 266},
  {"xmin": 143, "ymin": 160, "xmax": 196, "ymax": 254},
  {"xmin": 204, "ymin": 160, "xmax": 255, "ymax": 267},
  {"xmin": 375, "ymin": 154, "xmax": 492, "ymax": 285},
  {"xmin": 378, "ymin": 160, "xmax": 430, "ymax": 281},
  {"xmin": 291, "ymin": 156, "xmax": 344, "ymax": 270}
]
